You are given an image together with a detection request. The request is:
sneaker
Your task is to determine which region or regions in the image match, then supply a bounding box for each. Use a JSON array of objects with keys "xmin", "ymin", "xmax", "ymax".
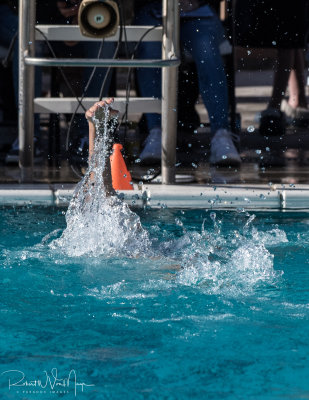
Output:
[
  {"xmin": 139, "ymin": 128, "xmax": 162, "ymax": 165},
  {"xmin": 259, "ymin": 108, "xmax": 286, "ymax": 136},
  {"xmin": 5, "ymin": 137, "xmax": 43, "ymax": 164},
  {"xmin": 281, "ymin": 99, "xmax": 309, "ymax": 125},
  {"xmin": 209, "ymin": 128, "xmax": 241, "ymax": 167},
  {"xmin": 259, "ymin": 149, "xmax": 286, "ymax": 168}
]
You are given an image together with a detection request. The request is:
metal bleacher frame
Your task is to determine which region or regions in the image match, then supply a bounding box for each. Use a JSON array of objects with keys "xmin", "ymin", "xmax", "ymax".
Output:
[{"xmin": 19, "ymin": 0, "xmax": 180, "ymax": 183}]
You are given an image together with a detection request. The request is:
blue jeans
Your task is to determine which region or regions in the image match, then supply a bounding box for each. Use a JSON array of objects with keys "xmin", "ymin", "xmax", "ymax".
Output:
[
  {"xmin": 0, "ymin": 4, "xmax": 41, "ymax": 136},
  {"xmin": 134, "ymin": 3, "xmax": 229, "ymax": 134}
]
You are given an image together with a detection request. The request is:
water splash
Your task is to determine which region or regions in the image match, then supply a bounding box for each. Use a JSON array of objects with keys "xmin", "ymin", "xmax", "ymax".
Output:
[
  {"xmin": 160, "ymin": 213, "xmax": 285, "ymax": 297},
  {"xmin": 44, "ymin": 103, "xmax": 284, "ymax": 291},
  {"xmin": 51, "ymin": 104, "xmax": 150, "ymax": 257}
]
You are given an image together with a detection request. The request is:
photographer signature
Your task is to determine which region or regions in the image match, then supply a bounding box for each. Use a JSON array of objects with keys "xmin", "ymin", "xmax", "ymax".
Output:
[{"xmin": 1, "ymin": 368, "xmax": 95, "ymax": 396}]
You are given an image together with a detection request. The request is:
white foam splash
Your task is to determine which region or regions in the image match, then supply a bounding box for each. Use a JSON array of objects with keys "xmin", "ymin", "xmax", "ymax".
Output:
[{"xmin": 165, "ymin": 213, "xmax": 285, "ymax": 296}]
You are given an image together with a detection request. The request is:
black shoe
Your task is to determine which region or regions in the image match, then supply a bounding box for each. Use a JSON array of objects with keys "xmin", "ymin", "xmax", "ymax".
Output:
[
  {"xmin": 259, "ymin": 149, "xmax": 286, "ymax": 168},
  {"xmin": 259, "ymin": 108, "xmax": 286, "ymax": 136}
]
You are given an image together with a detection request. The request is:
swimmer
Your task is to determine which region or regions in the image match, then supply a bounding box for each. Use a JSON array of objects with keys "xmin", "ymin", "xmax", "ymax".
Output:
[{"xmin": 85, "ymin": 98, "xmax": 119, "ymax": 195}]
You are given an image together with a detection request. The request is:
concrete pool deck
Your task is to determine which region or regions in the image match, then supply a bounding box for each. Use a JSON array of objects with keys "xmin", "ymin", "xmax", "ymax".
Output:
[{"xmin": 0, "ymin": 183, "xmax": 308, "ymax": 210}]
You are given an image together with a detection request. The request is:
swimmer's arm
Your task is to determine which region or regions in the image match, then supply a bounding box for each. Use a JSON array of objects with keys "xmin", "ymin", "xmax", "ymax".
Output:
[
  {"xmin": 88, "ymin": 121, "xmax": 95, "ymax": 160},
  {"xmin": 85, "ymin": 98, "xmax": 117, "ymax": 161}
]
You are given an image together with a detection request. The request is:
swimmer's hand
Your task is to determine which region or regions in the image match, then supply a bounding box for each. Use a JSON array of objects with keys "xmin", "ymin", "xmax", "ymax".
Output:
[{"xmin": 85, "ymin": 98, "xmax": 119, "ymax": 125}]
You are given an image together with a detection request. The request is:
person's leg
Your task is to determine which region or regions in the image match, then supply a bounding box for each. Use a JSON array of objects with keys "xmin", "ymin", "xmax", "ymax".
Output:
[
  {"xmin": 288, "ymin": 49, "xmax": 307, "ymax": 109},
  {"xmin": 269, "ymin": 49, "xmax": 293, "ymax": 109},
  {"xmin": 288, "ymin": 69, "xmax": 300, "ymax": 108},
  {"xmin": 181, "ymin": 16, "xmax": 229, "ymax": 134},
  {"xmin": 181, "ymin": 16, "xmax": 240, "ymax": 166},
  {"xmin": 259, "ymin": 49, "xmax": 295, "ymax": 136}
]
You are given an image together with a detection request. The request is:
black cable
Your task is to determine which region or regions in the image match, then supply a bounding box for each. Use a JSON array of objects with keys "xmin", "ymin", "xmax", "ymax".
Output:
[{"xmin": 118, "ymin": 0, "xmax": 129, "ymax": 58}]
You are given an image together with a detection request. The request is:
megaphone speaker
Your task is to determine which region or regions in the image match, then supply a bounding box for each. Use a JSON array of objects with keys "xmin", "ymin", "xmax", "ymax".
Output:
[{"xmin": 78, "ymin": 0, "xmax": 119, "ymax": 39}]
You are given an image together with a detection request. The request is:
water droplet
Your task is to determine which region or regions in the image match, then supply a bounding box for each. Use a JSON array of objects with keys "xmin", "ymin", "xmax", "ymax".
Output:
[
  {"xmin": 255, "ymin": 149, "xmax": 262, "ymax": 155},
  {"xmin": 135, "ymin": 158, "xmax": 141, "ymax": 164},
  {"xmin": 210, "ymin": 212, "xmax": 216, "ymax": 221},
  {"xmin": 259, "ymin": 194, "xmax": 266, "ymax": 200},
  {"xmin": 265, "ymin": 147, "xmax": 270, "ymax": 152},
  {"xmin": 247, "ymin": 50, "xmax": 251, "ymax": 55},
  {"xmin": 222, "ymin": 155, "xmax": 227, "ymax": 159},
  {"xmin": 175, "ymin": 218, "xmax": 183, "ymax": 227},
  {"xmin": 191, "ymin": 162, "xmax": 197, "ymax": 168},
  {"xmin": 247, "ymin": 125, "xmax": 255, "ymax": 133},
  {"xmin": 188, "ymin": 143, "xmax": 192, "ymax": 148},
  {"xmin": 272, "ymin": 41, "xmax": 277, "ymax": 45}
]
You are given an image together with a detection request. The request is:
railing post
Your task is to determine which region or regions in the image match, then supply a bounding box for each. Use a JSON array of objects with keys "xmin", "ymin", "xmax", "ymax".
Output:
[
  {"xmin": 161, "ymin": 0, "xmax": 179, "ymax": 185},
  {"xmin": 19, "ymin": 0, "xmax": 36, "ymax": 182}
]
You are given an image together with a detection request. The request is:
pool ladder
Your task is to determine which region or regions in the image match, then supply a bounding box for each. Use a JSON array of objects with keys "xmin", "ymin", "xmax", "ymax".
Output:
[{"xmin": 18, "ymin": 0, "xmax": 180, "ymax": 184}]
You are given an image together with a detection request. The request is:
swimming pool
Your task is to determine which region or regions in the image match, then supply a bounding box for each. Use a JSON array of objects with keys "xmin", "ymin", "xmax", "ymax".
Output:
[{"xmin": 1, "ymin": 205, "xmax": 308, "ymax": 399}]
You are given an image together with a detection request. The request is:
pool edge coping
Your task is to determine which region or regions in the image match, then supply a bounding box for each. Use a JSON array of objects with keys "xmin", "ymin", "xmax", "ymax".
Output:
[{"xmin": 0, "ymin": 183, "xmax": 309, "ymax": 210}]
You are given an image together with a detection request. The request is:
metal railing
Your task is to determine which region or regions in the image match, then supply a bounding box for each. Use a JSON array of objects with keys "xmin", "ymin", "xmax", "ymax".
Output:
[{"xmin": 19, "ymin": 0, "xmax": 180, "ymax": 183}]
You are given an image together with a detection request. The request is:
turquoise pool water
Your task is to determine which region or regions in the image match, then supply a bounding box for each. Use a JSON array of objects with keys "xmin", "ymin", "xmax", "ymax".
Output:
[{"xmin": 0, "ymin": 205, "xmax": 308, "ymax": 399}]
